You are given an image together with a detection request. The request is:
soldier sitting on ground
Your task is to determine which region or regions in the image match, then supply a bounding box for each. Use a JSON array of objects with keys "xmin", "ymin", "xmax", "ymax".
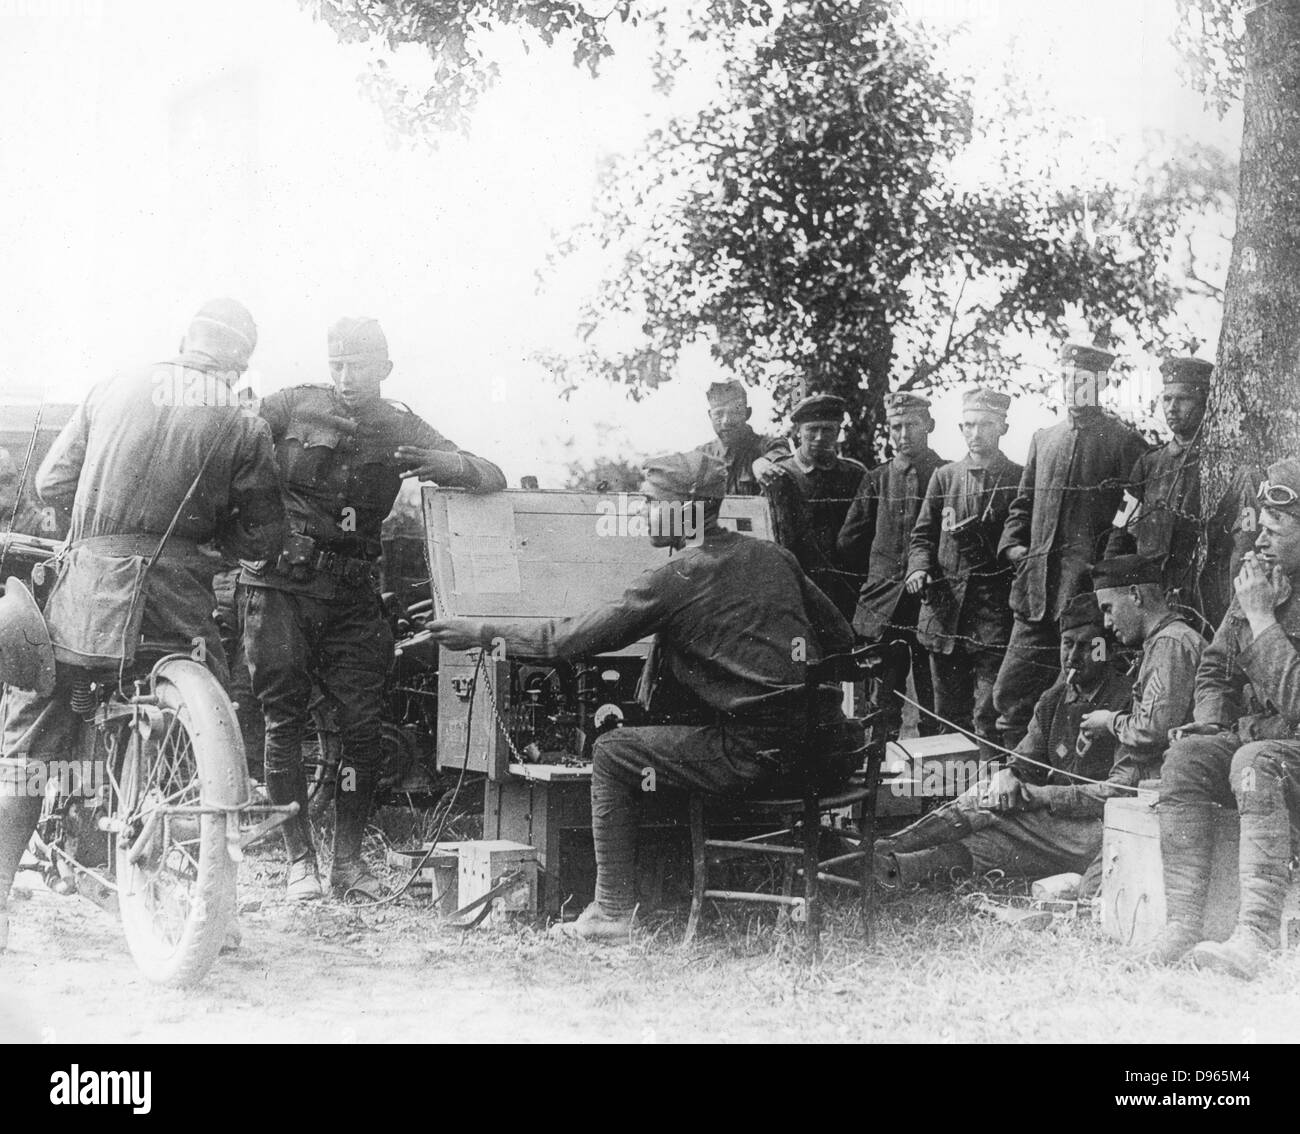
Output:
[{"xmin": 873, "ymin": 565, "xmax": 1199, "ymax": 891}]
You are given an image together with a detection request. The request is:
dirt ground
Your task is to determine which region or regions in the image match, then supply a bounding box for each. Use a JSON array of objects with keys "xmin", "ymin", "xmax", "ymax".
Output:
[{"xmin": 5, "ymin": 840, "xmax": 1300, "ymax": 1044}]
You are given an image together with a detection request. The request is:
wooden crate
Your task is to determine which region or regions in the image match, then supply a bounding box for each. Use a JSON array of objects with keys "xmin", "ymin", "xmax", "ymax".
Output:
[
  {"xmin": 1101, "ymin": 794, "xmax": 1240, "ymax": 947},
  {"xmin": 457, "ymin": 839, "xmax": 539, "ymax": 922},
  {"xmin": 385, "ymin": 843, "xmax": 462, "ymax": 908}
]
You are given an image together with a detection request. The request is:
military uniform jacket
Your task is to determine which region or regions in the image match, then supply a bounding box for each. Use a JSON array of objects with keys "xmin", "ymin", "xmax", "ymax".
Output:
[
  {"xmin": 694, "ymin": 426, "xmax": 788, "ymax": 497},
  {"xmin": 1009, "ymin": 664, "xmax": 1132, "ymax": 789},
  {"xmin": 1193, "ymin": 579, "xmax": 1300, "ymax": 741},
  {"xmin": 1111, "ymin": 612, "xmax": 1204, "ymax": 769},
  {"xmin": 998, "ymin": 410, "xmax": 1148, "ymax": 623},
  {"xmin": 772, "ymin": 452, "xmax": 867, "ymax": 620},
  {"xmin": 837, "ymin": 447, "xmax": 947, "ymax": 638},
  {"xmin": 1105, "ymin": 438, "xmax": 1201, "ymax": 595},
  {"xmin": 36, "ymin": 363, "xmax": 285, "ymax": 655},
  {"xmin": 243, "ymin": 384, "xmax": 506, "ymax": 598},
  {"xmin": 906, "ymin": 451, "xmax": 1022, "ymax": 653}
]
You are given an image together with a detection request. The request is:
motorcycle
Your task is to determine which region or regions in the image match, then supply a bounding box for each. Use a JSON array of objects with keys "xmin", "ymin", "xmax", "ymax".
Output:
[{"xmin": 1, "ymin": 534, "xmax": 297, "ymax": 987}]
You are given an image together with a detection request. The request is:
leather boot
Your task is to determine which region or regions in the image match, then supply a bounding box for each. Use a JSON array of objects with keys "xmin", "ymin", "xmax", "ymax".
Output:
[
  {"xmin": 265, "ymin": 768, "xmax": 320, "ymax": 901},
  {"xmin": 1191, "ymin": 767, "xmax": 1290, "ymax": 979},
  {"xmin": 879, "ymin": 842, "xmax": 973, "ymax": 888},
  {"xmin": 0, "ymin": 792, "xmax": 42, "ymax": 952},
  {"xmin": 1131, "ymin": 800, "xmax": 1215, "ymax": 965},
  {"xmin": 330, "ymin": 769, "xmax": 384, "ymax": 901},
  {"xmin": 876, "ymin": 802, "xmax": 975, "ymax": 857}
]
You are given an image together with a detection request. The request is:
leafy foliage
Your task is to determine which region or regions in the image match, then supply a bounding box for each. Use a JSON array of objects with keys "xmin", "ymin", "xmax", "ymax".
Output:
[
  {"xmin": 547, "ymin": 0, "xmax": 1226, "ymax": 460},
  {"xmin": 304, "ymin": 0, "xmax": 773, "ymax": 137},
  {"xmin": 1172, "ymin": 0, "xmax": 1246, "ymax": 117},
  {"xmin": 562, "ymin": 453, "xmax": 646, "ymax": 492}
]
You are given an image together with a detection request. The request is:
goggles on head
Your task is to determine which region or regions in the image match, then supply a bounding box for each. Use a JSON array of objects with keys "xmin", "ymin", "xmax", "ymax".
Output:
[{"xmin": 1258, "ymin": 481, "xmax": 1300, "ymax": 509}]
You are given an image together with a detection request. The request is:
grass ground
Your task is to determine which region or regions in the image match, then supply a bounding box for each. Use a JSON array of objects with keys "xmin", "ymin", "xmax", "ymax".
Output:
[{"xmin": 4, "ymin": 797, "xmax": 1298, "ymax": 1044}]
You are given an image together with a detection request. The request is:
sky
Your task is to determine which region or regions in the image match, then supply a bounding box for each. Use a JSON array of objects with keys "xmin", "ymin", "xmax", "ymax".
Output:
[{"xmin": 0, "ymin": 0, "xmax": 1241, "ymax": 479}]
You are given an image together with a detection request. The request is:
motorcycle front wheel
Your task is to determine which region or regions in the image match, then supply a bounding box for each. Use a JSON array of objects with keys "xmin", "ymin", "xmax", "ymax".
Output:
[{"xmin": 115, "ymin": 659, "xmax": 242, "ymax": 988}]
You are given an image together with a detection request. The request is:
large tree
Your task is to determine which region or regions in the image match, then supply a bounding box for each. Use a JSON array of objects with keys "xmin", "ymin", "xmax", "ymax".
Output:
[
  {"xmin": 546, "ymin": 0, "xmax": 1223, "ymax": 461},
  {"xmin": 1188, "ymin": 0, "xmax": 1300, "ymax": 507}
]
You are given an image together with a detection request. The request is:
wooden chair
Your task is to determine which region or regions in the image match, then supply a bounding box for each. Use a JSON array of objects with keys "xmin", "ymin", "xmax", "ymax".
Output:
[{"xmin": 683, "ymin": 646, "xmax": 885, "ymax": 953}]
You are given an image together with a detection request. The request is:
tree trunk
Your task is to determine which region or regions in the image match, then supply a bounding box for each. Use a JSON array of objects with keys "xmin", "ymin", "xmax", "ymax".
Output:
[{"xmin": 1205, "ymin": 0, "xmax": 1300, "ymax": 502}]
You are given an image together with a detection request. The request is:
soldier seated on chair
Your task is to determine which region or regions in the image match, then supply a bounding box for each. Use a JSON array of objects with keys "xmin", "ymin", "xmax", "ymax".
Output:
[
  {"xmin": 426, "ymin": 450, "xmax": 863, "ymax": 943},
  {"xmin": 1136, "ymin": 459, "xmax": 1300, "ymax": 978},
  {"xmin": 874, "ymin": 566, "xmax": 1199, "ymax": 892}
]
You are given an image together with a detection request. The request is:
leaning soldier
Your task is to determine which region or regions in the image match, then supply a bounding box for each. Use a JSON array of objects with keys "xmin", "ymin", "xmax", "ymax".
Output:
[
  {"xmin": 1107, "ymin": 356, "xmax": 1260, "ymax": 631},
  {"xmin": 1137, "ymin": 461, "xmax": 1300, "ymax": 977},
  {"xmin": 772, "ymin": 393, "xmax": 866, "ymax": 621},
  {"xmin": 993, "ymin": 343, "xmax": 1148, "ymax": 747},
  {"xmin": 0, "ymin": 299, "xmax": 285, "ymax": 951},
  {"xmin": 242, "ymin": 317, "xmax": 506, "ymax": 902},
  {"xmin": 905, "ymin": 387, "xmax": 1022, "ymax": 751},
  {"xmin": 876, "ymin": 577, "xmax": 1196, "ymax": 889},
  {"xmin": 837, "ymin": 391, "xmax": 948, "ymax": 740}
]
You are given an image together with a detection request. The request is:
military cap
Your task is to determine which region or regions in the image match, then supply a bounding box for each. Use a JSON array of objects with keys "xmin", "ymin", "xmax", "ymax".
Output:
[
  {"xmin": 642, "ymin": 450, "xmax": 726, "ymax": 501},
  {"xmin": 1160, "ymin": 356, "xmax": 1213, "ymax": 392},
  {"xmin": 328, "ymin": 316, "xmax": 389, "ymax": 361},
  {"xmin": 1090, "ymin": 554, "xmax": 1163, "ymax": 591},
  {"xmin": 791, "ymin": 393, "xmax": 847, "ymax": 425},
  {"xmin": 706, "ymin": 380, "xmax": 748, "ymax": 407},
  {"xmin": 1258, "ymin": 458, "xmax": 1300, "ymax": 519},
  {"xmin": 186, "ymin": 298, "xmax": 258, "ymax": 371},
  {"xmin": 961, "ymin": 387, "xmax": 1012, "ymax": 416},
  {"xmin": 884, "ymin": 391, "xmax": 932, "ymax": 416},
  {"xmin": 1059, "ymin": 590, "xmax": 1104, "ymax": 631},
  {"xmin": 1060, "ymin": 342, "xmax": 1116, "ymax": 372}
]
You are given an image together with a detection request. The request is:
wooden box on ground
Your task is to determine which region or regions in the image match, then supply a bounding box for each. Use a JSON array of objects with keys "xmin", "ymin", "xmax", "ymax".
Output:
[
  {"xmin": 878, "ymin": 734, "xmax": 987, "ymax": 818},
  {"xmin": 385, "ymin": 843, "xmax": 462, "ymax": 909},
  {"xmin": 457, "ymin": 839, "xmax": 538, "ymax": 921},
  {"xmin": 1101, "ymin": 794, "xmax": 1240, "ymax": 947}
]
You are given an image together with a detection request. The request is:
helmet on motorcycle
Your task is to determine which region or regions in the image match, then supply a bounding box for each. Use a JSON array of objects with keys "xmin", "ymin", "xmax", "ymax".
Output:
[{"xmin": 0, "ymin": 576, "xmax": 56, "ymax": 695}]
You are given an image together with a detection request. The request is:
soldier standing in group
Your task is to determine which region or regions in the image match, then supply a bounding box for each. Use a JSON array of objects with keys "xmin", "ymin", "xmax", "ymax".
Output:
[
  {"xmin": 993, "ymin": 343, "xmax": 1148, "ymax": 746},
  {"xmin": 772, "ymin": 393, "xmax": 866, "ymax": 621},
  {"xmin": 838, "ymin": 392, "xmax": 948, "ymax": 740},
  {"xmin": 0, "ymin": 299, "xmax": 285, "ymax": 951},
  {"xmin": 693, "ymin": 380, "xmax": 789, "ymax": 497},
  {"xmin": 906, "ymin": 388, "xmax": 1022, "ymax": 750},
  {"xmin": 242, "ymin": 317, "xmax": 506, "ymax": 901},
  {"xmin": 1106, "ymin": 356, "xmax": 1260, "ymax": 631}
]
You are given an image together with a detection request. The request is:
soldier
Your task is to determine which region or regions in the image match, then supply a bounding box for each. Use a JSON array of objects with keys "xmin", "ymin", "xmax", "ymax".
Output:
[
  {"xmin": 693, "ymin": 380, "xmax": 789, "ymax": 497},
  {"xmin": 0, "ymin": 299, "xmax": 285, "ymax": 951},
  {"xmin": 426, "ymin": 451, "xmax": 861, "ymax": 943},
  {"xmin": 242, "ymin": 316, "xmax": 506, "ymax": 902},
  {"xmin": 993, "ymin": 343, "xmax": 1148, "ymax": 747},
  {"xmin": 1106, "ymin": 356, "xmax": 1260, "ymax": 631},
  {"xmin": 772, "ymin": 393, "xmax": 866, "ymax": 621},
  {"xmin": 877, "ymin": 576, "xmax": 1198, "ymax": 888},
  {"xmin": 906, "ymin": 388, "xmax": 1022, "ymax": 749},
  {"xmin": 1138, "ymin": 460, "xmax": 1300, "ymax": 977},
  {"xmin": 837, "ymin": 391, "xmax": 948, "ymax": 740}
]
